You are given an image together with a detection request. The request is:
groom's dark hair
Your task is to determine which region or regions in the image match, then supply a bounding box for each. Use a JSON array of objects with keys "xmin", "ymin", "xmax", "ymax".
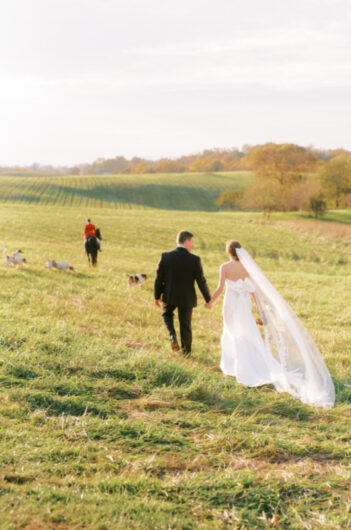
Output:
[{"xmin": 177, "ymin": 230, "xmax": 194, "ymax": 244}]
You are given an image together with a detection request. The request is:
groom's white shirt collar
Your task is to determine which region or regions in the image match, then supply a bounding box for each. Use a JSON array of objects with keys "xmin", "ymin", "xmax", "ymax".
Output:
[{"xmin": 177, "ymin": 244, "xmax": 186, "ymax": 249}]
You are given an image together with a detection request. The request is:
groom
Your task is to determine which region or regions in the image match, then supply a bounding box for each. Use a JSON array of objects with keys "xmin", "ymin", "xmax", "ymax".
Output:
[{"xmin": 154, "ymin": 230, "xmax": 211, "ymax": 356}]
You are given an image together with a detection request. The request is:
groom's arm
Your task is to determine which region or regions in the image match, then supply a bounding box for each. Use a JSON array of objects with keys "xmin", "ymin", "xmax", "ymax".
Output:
[
  {"xmin": 195, "ymin": 257, "xmax": 211, "ymax": 303},
  {"xmin": 154, "ymin": 254, "xmax": 165, "ymax": 302}
]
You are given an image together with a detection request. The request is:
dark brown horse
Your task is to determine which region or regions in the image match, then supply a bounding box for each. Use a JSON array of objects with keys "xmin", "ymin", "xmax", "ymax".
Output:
[
  {"xmin": 85, "ymin": 236, "xmax": 98, "ymax": 266},
  {"xmin": 85, "ymin": 228, "xmax": 101, "ymax": 267}
]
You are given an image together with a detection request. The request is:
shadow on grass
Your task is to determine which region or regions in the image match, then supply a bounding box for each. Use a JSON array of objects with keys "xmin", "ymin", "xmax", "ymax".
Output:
[
  {"xmin": 92, "ymin": 368, "xmax": 137, "ymax": 381},
  {"xmin": 46, "ymin": 271, "xmax": 93, "ymax": 279},
  {"xmin": 4, "ymin": 474, "xmax": 34, "ymax": 484},
  {"xmin": 7, "ymin": 365, "xmax": 38, "ymax": 380},
  {"xmin": 4, "ymin": 183, "xmax": 223, "ymax": 211},
  {"xmin": 5, "ymin": 268, "xmax": 44, "ymax": 278},
  {"xmin": 295, "ymin": 211, "xmax": 351, "ymax": 225},
  {"xmin": 185, "ymin": 382, "xmax": 313, "ymax": 421},
  {"xmin": 25, "ymin": 391, "xmax": 111, "ymax": 417},
  {"xmin": 3, "ymin": 195, "xmax": 41, "ymax": 204},
  {"xmin": 12, "ymin": 268, "xmax": 94, "ymax": 280}
]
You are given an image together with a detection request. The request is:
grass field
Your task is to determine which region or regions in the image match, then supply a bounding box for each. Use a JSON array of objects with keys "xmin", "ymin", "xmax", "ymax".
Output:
[
  {"xmin": 0, "ymin": 176, "xmax": 350, "ymax": 529},
  {"xmin": 283, "ymin": 210, "xmax": 351, "ymax": 225},
  {"xmin": 0, "ymin": 171, "xmax": 254, "ymax": 211}
]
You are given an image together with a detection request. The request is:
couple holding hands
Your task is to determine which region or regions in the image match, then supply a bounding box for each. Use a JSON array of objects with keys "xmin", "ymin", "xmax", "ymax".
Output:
[{"xmin": 154, "ymin": 230, "xmax": 335, "ymax": 408}]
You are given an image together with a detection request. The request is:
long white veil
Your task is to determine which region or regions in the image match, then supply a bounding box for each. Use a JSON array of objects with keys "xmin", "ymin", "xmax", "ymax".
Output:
[{"xmin": 236, "ymin": 247, "xmax": 335, "ymax": 408}]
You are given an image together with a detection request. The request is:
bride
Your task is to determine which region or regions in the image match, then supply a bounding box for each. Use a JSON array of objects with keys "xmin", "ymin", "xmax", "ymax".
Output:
[{"xmin": 206, "ymin": 240, "xmax": 335, "ymax": 408}]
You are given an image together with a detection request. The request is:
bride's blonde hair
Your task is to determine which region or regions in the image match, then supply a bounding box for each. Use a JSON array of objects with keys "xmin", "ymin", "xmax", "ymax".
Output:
[{"xmin": 226, "ymin": 240, "xmax": 241, "ymax": 260}]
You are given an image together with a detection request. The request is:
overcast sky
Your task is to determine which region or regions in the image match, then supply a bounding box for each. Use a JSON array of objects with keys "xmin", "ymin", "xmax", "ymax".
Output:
[{"xmin": 0, "ymin": 0, "xmax": 350, "ymax": 165}]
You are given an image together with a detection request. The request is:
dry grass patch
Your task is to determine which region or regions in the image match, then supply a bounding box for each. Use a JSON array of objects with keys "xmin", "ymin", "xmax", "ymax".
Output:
[
  {"xmin": 135, "ymin": 397, "xmax": 173, "ymax": 410},
  {"xmin": 279, "ymin": 219, "xmax": 351, "ymax": 242}
]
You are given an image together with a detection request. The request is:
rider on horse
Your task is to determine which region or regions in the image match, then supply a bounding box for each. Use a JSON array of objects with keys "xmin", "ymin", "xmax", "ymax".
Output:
[{"xmin": 84, "ymin": 219, "xmax": 101, "ymax": 251}]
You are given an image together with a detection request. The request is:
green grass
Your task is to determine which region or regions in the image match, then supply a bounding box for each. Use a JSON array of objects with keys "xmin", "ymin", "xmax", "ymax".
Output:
[
  {"xmin": 0, "ymin": 171, "xmax": 253, "ymax": 211},
  {"xmin": 284, "ymin": 209, "xmax": 351, "ymax": 225},
  {"xmin": 0, "ymin": 188, "xmax": 350, "ymax": 528}
]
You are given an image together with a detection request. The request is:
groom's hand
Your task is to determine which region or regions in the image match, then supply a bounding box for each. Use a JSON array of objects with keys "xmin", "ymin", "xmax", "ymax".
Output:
[{"xmin": 155, "ymin": 299, "xmax": 161, "ymax": 307}]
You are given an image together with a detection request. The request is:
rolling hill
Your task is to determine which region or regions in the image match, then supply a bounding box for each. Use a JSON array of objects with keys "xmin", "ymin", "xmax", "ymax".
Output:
[
  {"xmin": 0, "ymin": 171, "xmax": 254, "ymax": 211},
  {"xmin": 0, "ymin": 176, "xmax": 350, "ymax": 528}
]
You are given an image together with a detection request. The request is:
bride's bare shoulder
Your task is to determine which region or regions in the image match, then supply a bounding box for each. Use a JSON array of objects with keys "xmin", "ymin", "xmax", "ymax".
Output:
[
  {"xmin": 219, "ymin": 261, "xmax": 231, "ymax": 274},
  {"xmin": 223, "ymin": 260, "xmax": 249, "ymax": 280}
]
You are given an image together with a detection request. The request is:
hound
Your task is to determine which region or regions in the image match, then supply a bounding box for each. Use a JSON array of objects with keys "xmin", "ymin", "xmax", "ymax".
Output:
[
  {"xmin": 47, "ymin": 260, "xmax": 75, "ymax": 271},
  {"xmin": 5, "ymin": 254, "xmax": 27, "ymax": 267},
  {"xmin": 126, "ymin": 273, "xmax": 148, "ymax": 286}
]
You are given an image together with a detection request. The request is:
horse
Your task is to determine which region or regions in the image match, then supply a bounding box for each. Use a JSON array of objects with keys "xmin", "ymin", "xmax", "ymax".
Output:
[
  {"xmin": 85, "ymin": 236, "xmax": 99, "ymax": 266},
  {"xmin": 85, "ymin": 236, "xmax": 98, "ymax": 266},
  {"xmin": 84, "ymin": 227, "xmax": 102, "ymax": 267}
]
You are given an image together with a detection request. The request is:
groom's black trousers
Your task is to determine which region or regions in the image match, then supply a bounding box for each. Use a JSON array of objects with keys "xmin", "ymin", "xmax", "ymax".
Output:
[{"xmin": 162, "ymin": 303, "xmax": 193, "ymax": 354}]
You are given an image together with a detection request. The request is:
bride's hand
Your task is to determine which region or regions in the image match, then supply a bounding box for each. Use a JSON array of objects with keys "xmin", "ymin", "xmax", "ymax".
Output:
[{"xmin": 205, "ymin": 301, "xmax": 213, "ymax": 310}]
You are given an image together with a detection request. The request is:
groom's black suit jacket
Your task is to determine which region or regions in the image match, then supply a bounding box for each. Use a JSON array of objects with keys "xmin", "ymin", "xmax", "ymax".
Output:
[{"xmin": 154, "ymin": 247, "xmax": 211, "ymax": 307}]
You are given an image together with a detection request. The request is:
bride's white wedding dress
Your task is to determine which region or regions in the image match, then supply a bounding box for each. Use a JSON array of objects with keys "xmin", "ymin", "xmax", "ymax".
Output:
[
  {"xmin": 220, "ymin": 248, "xmax": 335, "ymax": 408},
  {"xmin": 221, "ymin": 277, "xmax": 280, "ymax": 386}
]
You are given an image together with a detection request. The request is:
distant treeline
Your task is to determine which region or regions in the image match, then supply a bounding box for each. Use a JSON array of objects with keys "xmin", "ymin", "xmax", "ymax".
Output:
[
  {"xmin": 1, "ymin": 145, "xmax": 350, "ymax": 176},
  {"xmin": 215, "ymin": 144, "xmax": 351, "ymax": 217}
]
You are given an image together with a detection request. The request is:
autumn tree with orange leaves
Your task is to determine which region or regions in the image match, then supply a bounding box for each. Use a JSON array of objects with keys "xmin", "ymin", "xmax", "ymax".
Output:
[
  {"xmin": 238, "ymin": 143, "xmax": 324, "ymax": 215},
  {"xmin": 247, "ymin": 143, "xmax": 317, "ymax": 187}
]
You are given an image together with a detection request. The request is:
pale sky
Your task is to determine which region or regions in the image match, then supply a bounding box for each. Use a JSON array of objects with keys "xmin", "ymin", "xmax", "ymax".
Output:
[{"xmin": 1, "ymin": 0, "xmax": 350, "ymax": 165}]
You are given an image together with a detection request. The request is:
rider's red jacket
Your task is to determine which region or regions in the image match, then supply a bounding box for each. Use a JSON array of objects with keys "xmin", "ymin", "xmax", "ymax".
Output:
[{"xmin": 84, "ymin": 223, "xmax": 96, "ymax": 238}]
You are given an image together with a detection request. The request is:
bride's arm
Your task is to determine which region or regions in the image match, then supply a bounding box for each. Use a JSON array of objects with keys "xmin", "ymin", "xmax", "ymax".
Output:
[{"xmin": 205, "ymin": 265, "xmax": 226, "ymax": 309}]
